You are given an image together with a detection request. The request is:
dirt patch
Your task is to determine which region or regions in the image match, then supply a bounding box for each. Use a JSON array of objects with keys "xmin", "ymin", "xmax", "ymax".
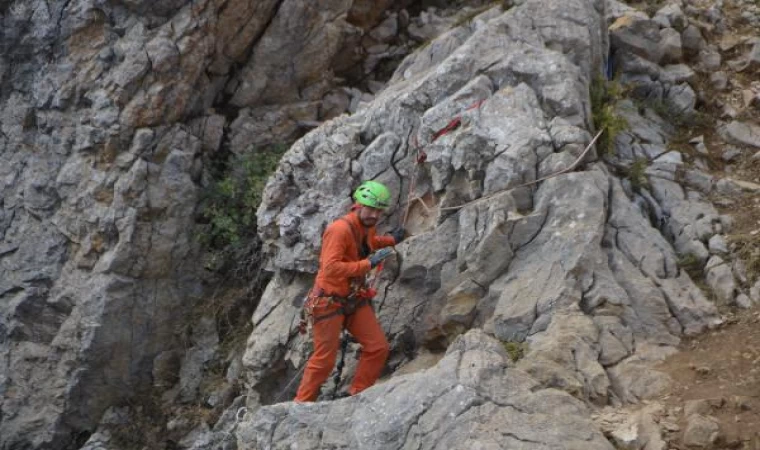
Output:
[{"xmin": 656, "ymin": 308, "xmax": 760, "ymax": 448}]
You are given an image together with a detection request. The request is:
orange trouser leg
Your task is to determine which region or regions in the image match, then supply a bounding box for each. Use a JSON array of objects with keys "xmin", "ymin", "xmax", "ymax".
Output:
[
  {"xmin": 345, "ymin": 304, "xmax": 389, "ymax": 395},
  {"xmin": 294, "ymin": 304, "xmax": 344, "ymax": 402}
]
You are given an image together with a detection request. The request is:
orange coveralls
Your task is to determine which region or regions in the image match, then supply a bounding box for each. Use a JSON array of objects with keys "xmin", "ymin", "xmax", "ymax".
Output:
[{"xmin": 294, "ymin": 211, "xmax": 395, "ymax": 402}]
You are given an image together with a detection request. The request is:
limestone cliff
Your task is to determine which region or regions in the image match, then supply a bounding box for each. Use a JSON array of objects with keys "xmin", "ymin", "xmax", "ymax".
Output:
[{"xmin": 2, "ymin": 0, "xmax": 760, "ymax": 448}]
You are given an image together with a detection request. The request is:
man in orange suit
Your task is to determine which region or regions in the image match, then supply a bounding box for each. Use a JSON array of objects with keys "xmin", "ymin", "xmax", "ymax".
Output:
[{"xmin": 295, "ymin": 181, "xmax": 404, "ymax": 402}]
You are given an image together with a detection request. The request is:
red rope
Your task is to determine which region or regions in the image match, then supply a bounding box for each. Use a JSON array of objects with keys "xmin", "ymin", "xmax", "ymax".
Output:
[{"xmin": 402, "ymin": 98, "xmax": 486, "ymax": 226}]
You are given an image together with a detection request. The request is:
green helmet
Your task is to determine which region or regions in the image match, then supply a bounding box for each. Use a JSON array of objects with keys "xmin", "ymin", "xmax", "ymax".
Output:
[{"xmin": 353, "ymin": 181, "xmax": 391, "ymax": 209}]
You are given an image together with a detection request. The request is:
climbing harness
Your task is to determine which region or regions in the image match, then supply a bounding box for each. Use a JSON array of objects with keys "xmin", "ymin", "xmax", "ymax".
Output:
[{"xmin": 292, "ymin": 213, "xmax": 390, "ymax": 400}]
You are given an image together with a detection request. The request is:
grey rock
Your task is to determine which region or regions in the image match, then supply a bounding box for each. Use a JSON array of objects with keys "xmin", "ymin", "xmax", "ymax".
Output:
[
  {"xmin": 153, "ymin": 350, "xmax": 182, "ymax": 389},
  {"xmin": 684, "ymin": 398, "xmax": 722, "ymax": 417},
  {"xmin": 407, "ymin": 10, "xmax": 456, "ymax": 43},
  {"xmin": 616, "ymin": 51, "xmax": 663, "ymax": 79},
  {"xmin": 652, "ymin": 15, "xmax": 671, "ymax": 29},
  {"xmin": 689, "ymin": 135, "xmax": 709, "ymax": 155},
  {"xmin": 715, "ymin": 178, "xmax": 745, "ymax": 197},
  {"xmin": 738, "ymin": 40, "xmax": 760, "ymax": 72},
  {"xmin": 697, "ymin": 46, "xmax": 722, "ymax": 72},
  {"xmin": 682, "ymin": 169, "xmax": 714, "ymax": 194},
  {"xmin": 610, "ymin": 15, "xmax": 665, "ymax": 63},
  {"xmin": 736, "ymin": 293, "xmax": 752, "ymax": 309},
  {"xmin": 238, "ymin": 330, "xmax": 614, "ymax": 450},
  {"xmin": 681, "ymin": 25, "xmax": 706, "ymax": 56},
  {"xmin": 178, "ymin": 317, "xmax": 219, "ymax": 403},
  {"xmin": 750, "ymin": 280, "xmax": 760, "ymax": 304},
  {"xmin": 707, "ymin": 235, "xmax": 728, "ymax": 254},
  {"xmin": 229, "ymin": 103, "xmax": 320, "ymax": 155},
  {"xmin": 720, "ymin": 103, "xmax": 739, "ymax": 119},
  {"xmin": 654, "ymin": 151, "xmax": 683, "ymax": 164},
  {"xmin": 659, "ymin": 27, "xmax": 683, "ymax": 63},
  {"xmin": 607, "ymin": 345, "xmax": 677, "ymax": 403},
  {"xmin": 595, "ymin": 316, "xmax": 633, "ymax": 366},
  {"xmin": 683, "ymin": 414, "xmax": 720, "ymax": 448},
  {"xmin": 229, "ymin": 1, "xmax": 386, "ymax": 107},
  {"xmin": 719, "ymin": 214, "xmax": 734, "ymax": 233},
  {"xmin": 369, "ymin": 14, "xmax": 398, "ymax": 43},
  {"xmin": 719, "ymin": 121, "xmax": 760, "ymax": 148},
  {"xmin": 741, "ymin": 89, "xmax": 760, "ymax": 109},
  {"xmin": 655, "ymin": 4, "xmax": 687, "ymax": 31},
  {"xmin": 145, "ymin": 35, "xmax": 179, "ymax": 73},
  {"xmin": 705, "ymin": 256, "xmax": 737, "ymax": 304},
  {"xmin": 722, "ymin": 146, "xmax": 742, "ymax": 162},
  {"xmin": 665, "ymin": 82, "xmax": 696, "ymax": 115},
  {"xmin": 661, "ymin": 64, "xmax": 696, "ymax": 84},
  {"xmin": 322, "ymin": 89, "xmax": 351, "ymax": 120},
  {"xmin": 659, "ymin": 272, "xmax": 721, "ymax": 336},
  {"xmin": 605, "ymin": 404, "xmax": 667, "ymax": 450},
  {"xmin": 733, "ymin": 259, "xmax": 749, "ymax": 285},
  {"xmin": 606, "ymin": 0, "xmax": 648, "ymax": 24},
  {"xmin": 667, "ymin": 229, "xmax": 711, "ymax": 266},
  {"xmin": 709, "ymin": 71, "xmax": 728, "ymax": 90},
  {"xmin": 718, "ymin": 178, "xmax": 760, "ymax": 194}
]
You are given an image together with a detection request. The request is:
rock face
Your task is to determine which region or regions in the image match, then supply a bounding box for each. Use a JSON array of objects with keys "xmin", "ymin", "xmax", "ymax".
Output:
[
  {"xmin": 245, "ymin": 0, "xmax": 723, "ymax": 445},
  {"xmin": 239, "ymin": 329, "xmax": 614, "ymax": 450},
  {"xmin": 2, "ymin": 0, "xmax": 749, "ymax": 448},
  {"xmin": 0, "ymin": 0, "xmax": 399, "ymax": 447}
]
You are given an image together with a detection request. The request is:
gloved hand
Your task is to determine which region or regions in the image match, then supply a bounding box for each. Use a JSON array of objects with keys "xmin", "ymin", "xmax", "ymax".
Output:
[
  {"xmin": 390, "ymin": 227, "xmax": 406, "ymax": 244},
  {"xmin": 368, "ymin": 247, "xmax": 394, "ymax": 268}
]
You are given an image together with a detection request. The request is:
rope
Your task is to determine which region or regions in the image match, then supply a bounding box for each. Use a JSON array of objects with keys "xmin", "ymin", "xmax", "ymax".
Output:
[
  {"xmin": 402, "ymin": 134, "xmax": 424, "ymax": 227},
  {"xmin": 401, "ymin": 99, "xmax": 486, "ymax": 227},
  {"xmin": 330, "ymin": 331, "xmax": 351, "ymax": 399},
  {"xmin": 403, "ymin": 129, "xmax": 604, "ymax": 215},
  {"xmin": 273, "ymin": 361, "xmax": 308, "ymax": 403}
]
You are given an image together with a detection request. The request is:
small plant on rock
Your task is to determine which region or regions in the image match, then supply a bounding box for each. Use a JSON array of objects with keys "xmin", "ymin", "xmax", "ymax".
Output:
[
  {"xmin": 200, "ymin": 144, "xmax": 286, "ymax": 251},
  {"xmin": 591, "ymin": 76, "xmax": 628, "ymax": 155},
  {"xmin": 677, "ymin": 253, "xmax": 704, "ymax": 279},
  {"xmin": 198, "ymin": 143, "xmax": 287, "ymax": 283},
  {"xmin": 502, "ymin": 340, "xmax": 529, "ymax": 363},
  {"xmin": 627, "ymin": 158, "xmax": 651, "ymax": 191}
]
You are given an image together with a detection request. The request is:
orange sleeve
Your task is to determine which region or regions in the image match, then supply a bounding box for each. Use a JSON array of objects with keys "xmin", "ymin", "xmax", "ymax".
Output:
[
  {"xmin": 371, "ymin": 234, "xmax": 396, "ymax": 249},
  {"xmin": 321, "ymin": 222, "xmax": 371, "ymax": 279}
]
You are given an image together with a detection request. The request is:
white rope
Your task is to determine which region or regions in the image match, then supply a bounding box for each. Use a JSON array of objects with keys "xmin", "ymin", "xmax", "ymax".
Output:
[{"xmin": 437, "ymin": 129, "xmax": 604, "ymax": 212}]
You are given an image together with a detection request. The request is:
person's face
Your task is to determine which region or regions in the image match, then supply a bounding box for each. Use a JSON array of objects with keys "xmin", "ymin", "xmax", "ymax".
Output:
[{"xmin": 358, "ymin": 205, "xmax": 384, "ymax": 227}]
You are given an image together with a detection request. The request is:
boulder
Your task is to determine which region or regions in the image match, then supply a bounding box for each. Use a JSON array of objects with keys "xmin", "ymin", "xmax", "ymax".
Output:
[
  {"xmin": 680, "ymin": 25, "xmax": 705, "ymax": 56},
  {"xmin": 661, "ymin": 64, "xmax": 696, "ymax": 84},
  {"xmin": 705, "ymin": 256, "xmax": 737, "ymax": 304},
  {"xmin": 738, "ymin": 40, "xmax": 760, "ymax": 72},
  {"xmin": 683, "ymin": 414, "xmax": 720, "ymax": 448},
  {"xmin": 707, "ymin": 235, "xmax": 728, "ymax": 254},
  {"xmin": 719, "ymin": 121, "xmax": 760, "ymax": 149},
  {"xmin": 696, "ymin": 46, "xmax": 722, "ymax": 72},
  {"xmin": 238, "ymin": 330, "xmax": 614, "ymax": 449},
  {"xmin": 659, "ymin": 27, "xmax": 683, "ymax": 63},
  {"xmin": 709, "ymin": 71, "xmax": 728, "ymax": 90},
  {"xmin": 610, "ymin": 15, "xmax": 665, "ymax": 63},
  {"xmin": 750, "ymin": 280, "xmax": 760, "ymax": 304},
  {"xmin": 654, "ymin": 4, "xmax": 687, "ymax": 31}
]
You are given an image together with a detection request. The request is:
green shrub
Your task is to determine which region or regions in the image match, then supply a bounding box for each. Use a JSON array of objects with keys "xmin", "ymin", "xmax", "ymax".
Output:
[
  {"xmin": 591, "ymin": 77, "xmax": 628, "ymax": 155},
  {"xmin": 677, "ymin": 253, "xmax": 703, "ymax": 279},
  {"xmin": 502, "ymin": 341, "xmax": 529, "ymax": 363},
  {"xmin": 200, "ymin": 144, "xmax": 287, "ymax": 252},
  {"xmin": 627, "ymin": 158, "xmax": 650, "ymax": 191}
]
